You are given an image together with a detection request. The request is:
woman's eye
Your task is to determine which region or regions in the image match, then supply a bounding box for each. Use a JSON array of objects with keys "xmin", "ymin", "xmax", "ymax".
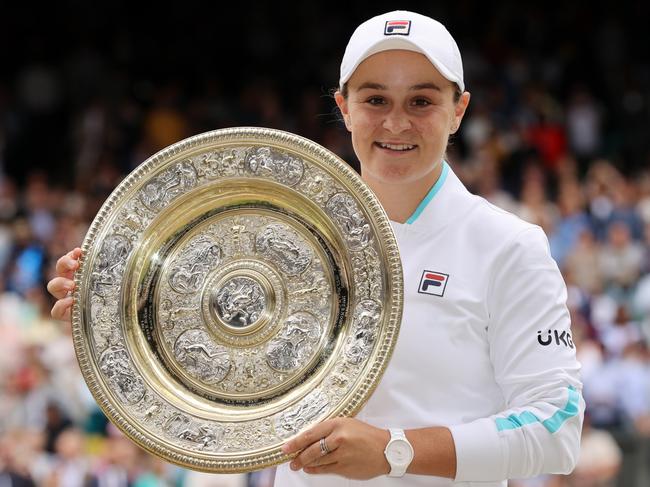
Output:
[
  {"xmin": 412, "ymin": 98, "xmax": 432, "ymax": 106},
  {"xmin": 366, "ymin": 96, "xmax": 385, "ymax": 105}
]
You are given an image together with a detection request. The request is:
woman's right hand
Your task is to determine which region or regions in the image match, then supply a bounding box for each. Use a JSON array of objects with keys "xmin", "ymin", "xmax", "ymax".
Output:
[{"xmin": 47, "ymin": 247, "xmax": 82, "ymax": 323}]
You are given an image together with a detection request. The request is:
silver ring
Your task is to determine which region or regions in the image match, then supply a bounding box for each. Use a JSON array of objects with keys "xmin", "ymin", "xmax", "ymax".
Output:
[{"xmin": 319, "ymin": 437, "xmax": 330, "ymax": 456}]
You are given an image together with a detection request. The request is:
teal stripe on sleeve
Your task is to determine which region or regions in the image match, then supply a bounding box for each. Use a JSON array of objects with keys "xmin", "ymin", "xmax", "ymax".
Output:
[
  {"xmin": 495, "ymin": 386, "xmax": 580, "ymax": 433},
  {"xmin": 495, "ymin": 411, "xmax": 539, "ymax": 430},
  {"xmin": 542, "ymin": 386, "xmax": 580, "ymax": 432},
  {"xmin": 406, "ymin": 161, "xmax": 449, "ymax": 225}
]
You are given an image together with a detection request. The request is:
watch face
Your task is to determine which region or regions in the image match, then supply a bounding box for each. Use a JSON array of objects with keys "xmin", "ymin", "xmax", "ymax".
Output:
[{"xmin": 386, "ymin": 439, "xmax": 413, "ymax": 466}]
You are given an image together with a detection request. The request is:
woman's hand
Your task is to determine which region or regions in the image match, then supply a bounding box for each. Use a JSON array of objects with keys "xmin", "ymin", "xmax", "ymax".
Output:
[
  {"xmin": 281, "ymin": 417, "xmax": 390, "ymax": 479},
  {"xmin": 47, "ymin": 247, "xmax": 82, "ymax": 322}
]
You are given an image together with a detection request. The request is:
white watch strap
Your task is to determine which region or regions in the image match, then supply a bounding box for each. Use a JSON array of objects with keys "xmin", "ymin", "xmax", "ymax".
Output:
[
  {"xmin": 389, "ymin": 428, "xmax": 406, "ymax": 440},
  {"xmin": 386, "ymin": 428, "xmax": 412, "ymax": 477}
]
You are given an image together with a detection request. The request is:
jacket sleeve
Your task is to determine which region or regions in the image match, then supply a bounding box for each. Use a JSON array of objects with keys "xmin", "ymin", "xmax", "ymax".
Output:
[{"xmin": 449, "ymin": 225, "xmax": 585, "ymax": 482}]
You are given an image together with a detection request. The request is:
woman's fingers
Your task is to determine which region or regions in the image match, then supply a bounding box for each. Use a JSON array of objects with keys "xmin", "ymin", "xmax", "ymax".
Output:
[
  {"xmin": 282, "ymin": 419, "xmax": 339, "ymax": 456},
  {"xmin": 282, "ymin": 417, "xmax": 391, "ymax": 479},
  {"xmin": 300, "ymin": 438, "xmax": 341, "ymax": 469},
  {"xmin": 49, "ymin": 248, "xmax": 82, "ymax": 323},
  {"xmin": 51, "ymin": 296, "xmax": 74, "ymax": 322},
  {"xmin": 47, "ymin": 277, "xmax": 75, "ymax": 300},
  {"xmin": 55, "ymin": 248, "xmax": 82, "ymax": 279},
  {"xmin": 303, "ymin": 463, "xmax": 339, "ymax": 475}
]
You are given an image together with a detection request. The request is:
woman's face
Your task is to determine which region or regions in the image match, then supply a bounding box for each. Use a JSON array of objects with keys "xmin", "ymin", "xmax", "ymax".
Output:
[{"xmin": 336, "ymin": 50, "xmax": 469, "ymax": 189}]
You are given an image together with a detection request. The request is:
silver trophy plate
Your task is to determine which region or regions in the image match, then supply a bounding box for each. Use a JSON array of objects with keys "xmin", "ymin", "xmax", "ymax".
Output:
[{"xmin": 72, "ymin": 127, "xmax": 403, "ymax": 472}]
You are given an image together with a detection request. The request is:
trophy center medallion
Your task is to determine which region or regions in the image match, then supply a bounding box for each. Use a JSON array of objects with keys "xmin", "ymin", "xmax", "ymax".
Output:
[
  {"xmin": 204, "ymin": 262, "xmax": 280, "ymax": 342},
  {"xmin": 212, "ymin": 276, "xmax": 266, "ymax": 330}
]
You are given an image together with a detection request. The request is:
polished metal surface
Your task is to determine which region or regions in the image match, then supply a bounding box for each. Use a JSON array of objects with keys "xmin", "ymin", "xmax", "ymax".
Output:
[{"xmin": 72, "ymin": 127, "xmax": 403, "ymax": 472}]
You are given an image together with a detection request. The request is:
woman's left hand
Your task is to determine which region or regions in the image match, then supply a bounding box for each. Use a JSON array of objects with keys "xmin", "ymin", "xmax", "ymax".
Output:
[{"xmin": 281, "ymin": 417, "xmax": 391, "ymax": 479}]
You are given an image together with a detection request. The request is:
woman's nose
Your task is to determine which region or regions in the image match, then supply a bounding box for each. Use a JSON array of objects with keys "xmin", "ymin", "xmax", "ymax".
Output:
[{"xmin": 382, "ymin": 106, "xmax": 412, "ymax": 133}]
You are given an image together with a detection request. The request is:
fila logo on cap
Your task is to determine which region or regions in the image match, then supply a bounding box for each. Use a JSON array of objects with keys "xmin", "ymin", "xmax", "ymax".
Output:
[
  {"xmin": 384, "ymin": 20, "xmax": 411, "ymax": 36},
  {"xmin": 418, "ymin": 270, "xmax": 449, "ymax": 297}
]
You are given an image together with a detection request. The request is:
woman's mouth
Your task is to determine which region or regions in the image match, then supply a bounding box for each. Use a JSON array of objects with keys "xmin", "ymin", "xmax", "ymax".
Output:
[{"xmin": 375, "ymin": 142, "xmax": 416, "ymax": 152}]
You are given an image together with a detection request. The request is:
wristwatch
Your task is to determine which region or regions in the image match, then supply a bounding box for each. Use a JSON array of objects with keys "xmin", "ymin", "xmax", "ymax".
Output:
[{"xmin": 384, "ymin": 428, "xmax": 414, "ymax": 477}]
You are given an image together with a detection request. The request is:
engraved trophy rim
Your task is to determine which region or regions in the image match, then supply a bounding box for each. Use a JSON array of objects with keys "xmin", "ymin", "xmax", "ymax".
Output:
[{"xmin": 72, "ymin": 126, "xmax": 403, "ymax": 473}]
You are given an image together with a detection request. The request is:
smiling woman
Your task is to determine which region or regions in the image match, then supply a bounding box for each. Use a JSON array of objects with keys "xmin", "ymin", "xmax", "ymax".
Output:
[
  {"xmin": 275, "ymin": 10, "xmax": 585, "ymax": 487},
  {"xmin": 46, "ymin": 8, "xmax": 585, "ymax": 487},
  {"xmin": 335, "ymin": 49, "xmax": 470, "ymax": 223}
]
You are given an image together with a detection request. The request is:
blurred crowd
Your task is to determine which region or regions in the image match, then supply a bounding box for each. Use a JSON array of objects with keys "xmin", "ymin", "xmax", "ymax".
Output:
[{"xmin": 1, "ymin": 1, "xmax": 649, "ymax": 486}]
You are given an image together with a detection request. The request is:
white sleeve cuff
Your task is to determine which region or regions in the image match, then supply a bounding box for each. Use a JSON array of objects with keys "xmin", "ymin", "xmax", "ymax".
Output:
[{"xmin": 449, "ymin": 418, "xmax": 505, "ymax": 482}]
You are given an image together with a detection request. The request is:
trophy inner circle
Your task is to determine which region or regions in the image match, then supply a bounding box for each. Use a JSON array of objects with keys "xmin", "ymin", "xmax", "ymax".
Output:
[
  {"xmin": 210, "ymin": 273, "xmax": 271, "ymax": 332},
  {"xmin": 140, "ymin": 206, "xmax": 341, "ymax": 404}
]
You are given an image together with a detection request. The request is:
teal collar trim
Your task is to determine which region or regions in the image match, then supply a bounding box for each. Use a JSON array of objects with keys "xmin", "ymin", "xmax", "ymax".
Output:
[{"xmin": 405, "ymin": 161, "xmax": 450, "ymax": 225}]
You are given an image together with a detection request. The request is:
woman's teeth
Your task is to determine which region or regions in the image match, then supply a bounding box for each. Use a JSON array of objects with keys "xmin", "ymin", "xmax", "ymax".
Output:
[{"xmin": 378, "ymin": 143, "xmax": 415, "ymax": 151}]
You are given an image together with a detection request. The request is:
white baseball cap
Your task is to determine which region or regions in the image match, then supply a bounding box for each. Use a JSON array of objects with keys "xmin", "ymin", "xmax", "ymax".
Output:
[{"xmin": 339, "ymin": 10, "xmax": 465, "ymax": 93}]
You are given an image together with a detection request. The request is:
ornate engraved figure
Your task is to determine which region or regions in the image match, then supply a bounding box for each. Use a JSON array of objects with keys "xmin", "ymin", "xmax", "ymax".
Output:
[
  {"xmin": 173, "ymin": 329, "xmax": 231, "ymax": 385},
  {"xmin": 227, "ymin": 351, "xmax": 280, "ymax": 394},
  {"xmin": 255, "ymin": 224, "xmax": 311, "ymax": 276},
  {"xmin": 194, "ymin": 148, "xmax": 247, "ymax": 179},
  {"xmin": 288, "ymin": 271, "xmax": 330, "ymax": 311},
  {"xmin": 351, "ymin": 247, "xmax": 383, "ymax": 300},
  {"xmin": 142, "ymin": 401, "xmax": 163, "ymax": 422},
  {"xmin": 326, "ymin": 193, "xmax": 371, "ymax": 250},
  {"xmin": 164, "ymin": 412, "xmax": 191, "ymax": 436},
  {"xmin": 91, "ymin": 235, "xmax": 132, "ymax": 297},
  {"xmin": 159, "ymin": 299, "xmax": 198, "ymax": 331},
  {"xmin": 229, "ymin": 223, "xmax": 254, "ymax": 256},
  {"xmin": 168, "ymin": 237, "xmax": 222, "ymax": 294},
  {"xmin": 116, "ymin": 200, "xmax": 154, "ymax": 239},
  {"xmin": 91, "ymin": 300, "xmax": 119, "ymax": 337},
  {"xmin": 275, "ymin": 390, "xmax": 330, "ymax": 438},
  {"xmin": 345, "ymin": 300, "xmax": 381, "ymax": 365},
  {"xmin": 213, "ymin": 277, "xmax": 266, "ymax": 327},
  {"xmin": 163, "ymin": 413, "xmax": 223, "ymax": 450},
  {"xmin": 139, "ymin": 161, "xmax": 198, "ymax": 211},
  {"xmin": 220, "ymin": 419, "xmax": 274, "ymax": 452},
  {"xmin": 99, "ymin": 346, "xmax": 146, "ymax": 404},
  {"xmin": 266, "ymin": 312, "xmax": 322, "ymax": 372},
  {"xmin": 247, "ymin": 147, "xmax": 304, "ymax": 186}
]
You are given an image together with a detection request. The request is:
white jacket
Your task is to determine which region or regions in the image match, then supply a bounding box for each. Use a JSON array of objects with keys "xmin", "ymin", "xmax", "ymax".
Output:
[{"xmin": 275, "ymin": 162, "xmax": 584, "ymax": 486}]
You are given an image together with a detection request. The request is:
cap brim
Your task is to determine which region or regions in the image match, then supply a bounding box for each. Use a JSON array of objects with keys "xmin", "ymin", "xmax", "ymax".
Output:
[{"xmin": 340, "ymin": 37, "xmax": 464, "ymax": 92}]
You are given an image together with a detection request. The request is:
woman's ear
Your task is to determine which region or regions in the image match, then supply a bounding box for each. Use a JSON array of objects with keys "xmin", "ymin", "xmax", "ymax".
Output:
[
  {"xmin": 334, "ymin": 91, "xmax": 352, "ymax": 132},
  {"xmin": 451, "ymin": 91, "xmax": 471, "ymax": 134}
]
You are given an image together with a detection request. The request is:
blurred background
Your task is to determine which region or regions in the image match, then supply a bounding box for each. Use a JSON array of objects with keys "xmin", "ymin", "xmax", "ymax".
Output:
[{"xmin": 1, "ymin": 1, "xmax": 649, "ymax": 486}]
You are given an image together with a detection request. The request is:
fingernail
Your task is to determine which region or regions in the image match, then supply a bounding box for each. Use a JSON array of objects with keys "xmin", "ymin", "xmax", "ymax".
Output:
[{"xmin": 291, "ymin": 462, "xmax": 298, "ymax": 470}]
